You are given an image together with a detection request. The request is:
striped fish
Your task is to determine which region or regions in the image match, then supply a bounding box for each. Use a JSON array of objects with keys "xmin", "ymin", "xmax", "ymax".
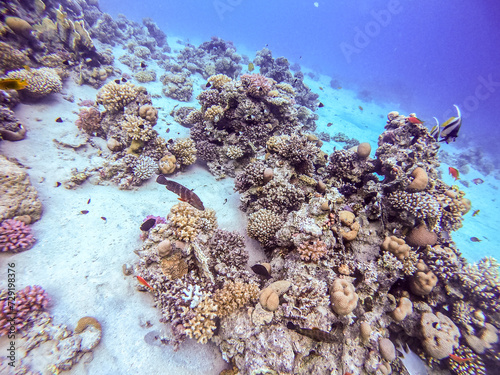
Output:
[
  {"xmin": 430, "ymin": 117, "xmax": 440, "ymax": 142},
  {"xmin": 156, "ymin": 175, "xmax": 205, "ymax": 211},
  {"xmin": 440, "ymin": 104, "xmax": 462, "ymax": 144}
]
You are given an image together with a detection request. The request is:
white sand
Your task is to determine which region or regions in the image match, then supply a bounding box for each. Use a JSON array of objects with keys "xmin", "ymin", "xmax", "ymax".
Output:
[{"xmin": 1, "ymin": 44, "xmax": 498, "ymax": 373}]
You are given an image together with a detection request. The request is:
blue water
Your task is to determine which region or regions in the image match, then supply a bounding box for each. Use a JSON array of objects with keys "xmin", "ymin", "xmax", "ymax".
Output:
[{"xmin": 101, "ymin": 0, "xmax": 500, "ymax": 162}]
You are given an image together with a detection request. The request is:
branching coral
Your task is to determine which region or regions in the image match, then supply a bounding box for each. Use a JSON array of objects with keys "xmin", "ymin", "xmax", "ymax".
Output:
[
  {"xmin": 247, "ymin": 209, "xmax": 284, "ymax": 246},
  {"xmin": 165, "ymin": 202, "xmax": 217, "ymax": 242},
  {"xmin": 121, "ymin": 114, "xmax": 154, "ymax": 142},
  {"xmin": 97, "ymin": 81, "xmax": 137, "ymax": 112},
  {"xmin": 0, "ymin": 219, "xmax": 35, "ymax": 252},
  {"xmin": 240, "ymin": 74, "xmax": 272, "ymax": 98},
  {"xmin": 132, "ymin": 156, "xmax": 158, "ymax": 180},
  {"xmin": 297, "ymin": 239, "xmax": 328, "ymax": 262},
  {"xmin": 75, "ymin": 107, "xmax": 102, "ymax": 135},
  {"xmin": 213, "ymin": 281, "xmax": 259, "ymax": 317},
  {"xmin": 183, "ymin": 293, "xmax": 218, "ymax": 344},
  {"xmin": 169, "ymin": 138, "xmax": 197, "ymax": 166},
  {"xmin": 459, "ymin": 257, "xmax": 500, "ymax": 312}
]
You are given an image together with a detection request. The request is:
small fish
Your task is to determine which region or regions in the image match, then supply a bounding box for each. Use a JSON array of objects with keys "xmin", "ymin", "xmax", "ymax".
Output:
[
  {"xmin": 449, "ymin": 353, "xmax": 472, "ymax": 363},
  {"xmin": 55, "ymin": 117, "xmax": 63, "ymax": 123},
  {"xmin": 140, "ymin": 218, "xmax": 157, "ymax": 231},
  {"xmin": 62, "ymin": 60, "xmax": 72, "ymax": 66},
  {"xmin": 0, "ymin": 78, "xmax": 28, "ymax": 91},
  {"xmin": 440, "ymin": 104, "xmax": 462, "ymax": 143},
  {"xmin": 407, "ymin": 116, "xmax": 423, "ymax": 124},
  {"xmin": 472, "ymin": 209, "xmax": 480, "ymax": 217},
  {"xmin": 87, "ymin": 198, "xmax": 91, "ymax": 204},
  {"xmin": 319, "ymin": 86, "xmax": 323, "ymax": 90},
  {"xmin": 54, "ymin": 182, "xmax": 61, "ymax": 187},
  {"xmin": 114, "ymin": 79, "xmax": 121, "ymax": 84},
  {"xmin": 318, "ymin": 102, "xmax": 324, "ymax": 108},
  {"xmin": 248, "ymin": 62, "xmax": 255, "ymax": 72},
  {"xmin": 80, "ymin": 210, "xmax": 89, "ymax": 215},
  {"xmin": 140, "ymin": 62, "xmax": 147, "ymax": 68},
  {"xmin": 287, "ymin": 322, "xmax": 336, "ymax": 343},
  {"xmin": 206, "ymin": 81, "xmax": 211, "ymax": 88},
  {"xmin": 358, "ymin": 105, "xmax": 363, "ymax": 111},
  {"xmin": 430, "ymin": 117, "xmax": 440, "ymax": 141},
  {"xmin": 251, "ymin": 264, "xmax": 272, "ymax": 279},
  {"xmin": 101, "ymin": 216, "xmax": 107, "ymax": 221},
  {"xmin": 472, "ymin": 178, "xmax": 484, "ymax": 185},
  {"xmin": 327, "ymin": 122, "xmax": 333, "ymax": 127},
  {"xmin": 223, "ymin": 198, "xmax": 228, "ymax": 205},
  {"xmin": 448, "ymin": 167, "xmax": 460, "ymax": 181},
  {"xmin": 121, "ymin": 77, "xmax": 127, "ymax": 83},
  {"xmin": 166, "ymin": 128, "xmax": 170, "ymax": 133},
  {"xmin": 136, "ymin": 276, "xmax": 154, "ymax": 291},
  {"xmin": 156, "ymin": 175, "xmax": 205, "ymax": 211},
  {"xmin": 23, "ymin": 65, "xmax": 31, "ymax": 71},
  {"xmin": 470, "ymin": 237, "xmax": 482, "ymax": 242}
]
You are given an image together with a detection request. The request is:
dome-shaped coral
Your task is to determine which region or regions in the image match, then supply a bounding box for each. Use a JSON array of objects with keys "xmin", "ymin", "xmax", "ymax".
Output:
[
  {"xmin": 7, "ymin": 67, "xmax": 62, "ymax": 98},
  {"xmin": 421, "ymin": 311, "xmax": 460, "ymax": 359},
  {"xmin": 97, "ymin": 81, "xmax": 137, "ymax": 112},
  {"xmin": 330, "ymin": 278, "xmax": 358, "ymax": 315}
]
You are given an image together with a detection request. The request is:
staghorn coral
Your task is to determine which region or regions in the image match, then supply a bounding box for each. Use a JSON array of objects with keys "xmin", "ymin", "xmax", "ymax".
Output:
[
  {"xmin": 296, "ymin": 239, "xmax": 328, "ymax": 262},
  {"xmin": 169, "ymin": 138, "xmax": 197, "ymax": 166},
  {"xmin": 0, "ymin": 219, "xmax": 35, "ymax": 252},
  {"xmin": 96, "ymin": 81, "xmax": 137, "ymax": 112},
  {"xmin": 7, "ymin": 67, "xmax": 62, "ymax": 98},
  {"xmin": 0, "ymin": 285, "xmax": 49, "ymax": 336},
  {"xmin": 213, "ymin": 281, "xmax": 259, "ymax": 317}
]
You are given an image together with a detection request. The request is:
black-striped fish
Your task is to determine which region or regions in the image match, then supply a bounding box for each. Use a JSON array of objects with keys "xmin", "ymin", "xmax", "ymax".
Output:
[
  {"xmin": 287, "ymin": 322, "xmax": 336, "ymax": 343},
  {"xmin": 430, "ymin": 117, "xmax": 440, "ymax": 141},
  {"xmin": 156, "ymin": 175, "xmax": 205, "ymax": 211},
  {"xmin": 440, "ymin": 105, "xmax": 462, "ymax": 144}
]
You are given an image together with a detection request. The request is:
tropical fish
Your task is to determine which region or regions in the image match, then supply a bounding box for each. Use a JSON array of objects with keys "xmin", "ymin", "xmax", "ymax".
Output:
[
  {"xmin": 472, "ymin": 210, "xmax": 480, "ymax": 217},
  {"xmin": 114, "ymin": 79, "xmax": 121, "ymax": 84},
  {"xmin": 55, "ymin": 117, "xmax": 63, "ymax": 122},
  {"xmin": 358, "ymin": 105, "xmax": 363, "ymax": 111},
  {"xmin": 319, "ymin": 86, "xmax": 323, "ymax": 90},
  {"xmin": 80, "ymin": 210, "xmax": 89, "ymax": 214},
  {"xmin": 156, "ymin": 175, "xmax": 205, "ymax": 210},
  {"xmin": 430, "ymin": 117, "xmax": 440, "ymax": 141},
  {"xmin": 140, "ymin": 62, "xmax": 147, "ymax": 68},
  {"xmin": 440, "ymin": 104, "xmax": 462, "ymax": 143},
  {"xmin": 121, "ymin": 77, "xmax": 127, "ymax": 83},
  {"xmin": 449, "ymin": 353, "xmax": 472, "ymax": 363},
  {"xmin": 87, "ymin": 199, "xmax": 91, "ymax": 204},
  {"xmin": 140, "ymin": 218, "xmax": 157, "ymax": 231},
  {"xmin": 470, "ymin": 237, "xmax": 482, "ymax": 242},
  {"xmin": 248, "ymin": 62, "xmax": 254, "ymax": 72},
  {"xmin": 327, "ymin": 122, "xmax": 333, "ymax": 127},
  {"xmin": 286, "ymin": 322, "xmax": 336, "ymax": 343},
  {"xmin": 251, "ymin": 264, "xmax": 272, "ymax": 279},
  {"xmin": 472, "ymin": 178, "xmax": 484, "ymax": 185},
  {"xmin": 206, "ymin": 81, "xmax": 211, "ymax": 88},
  {"xmin": 136, "ymin": 276, "xmax": 154, "ymax": 291},
  {"xmin": 448, "ymin": 167, "xmax": 460, "ymax": 181},
  {"xmin": 318, "ymin": 102, "xmax": 324, "ymax": 108},
  {"xmin": 407, "ymin": 116, "xmax": 423, "ymax": 124},
  {"xmin": 0, "ymin": 78, "xmax": 28, "ymax": 91}
]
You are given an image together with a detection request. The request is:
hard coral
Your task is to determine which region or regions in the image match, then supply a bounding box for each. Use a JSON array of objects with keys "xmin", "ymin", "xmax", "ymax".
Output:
[
  {"xmin": 0, "ymin": 219, "xmax": 35, "ymax": 252},
  {"xmin": 0, "ymin": 42, "xmax": 28, "ymax": 72},
  {"xmin": 381, "ymin": 236, "xmax": 410, "ymax": 260},
  {"xmin": 0, "ymin": 285, "xmax": 49, "ymax": 336},
  {"xmin": 330, "ymin": 278, "xmax": 358, "ymax": 315},
  {"xmin": 183, "ymin": 295, "xmax": 218, "ymax": 344},
  {"xmin": 7, "ymin": 67, "xmax": 62, "ymax": 98},
  {"xmin": 421, "ymin": 311, "xmax": 460, "ymax": 359},
  {"xmin": 247, "ymin": 209, "xmax": 284, "ymax": 247},
  {"xmin": 132, "ymin": 156, "xmax": 157, "ymax": 180},
  {"xmin": 169, "ymin": 138, "xmax": 197, "ymax": 166},
  {"xmin": 97, "ymin": 81, "xmax": 137, "ymax": 112},
  {"xmin": 75, "ymin": 107, "xmax": 102, "ymax": 135},
  {"xmin": 297, "ymin": 239, "xmax": 328, "ymax": 262},
  {"xmin": 213, "ymin": 281, "xmax": 259, "ymax": 316},
  {"xmin": 407, "ymin": 167, "xmax": 428, "ymax": 191},
  {"xmin": 166, "ymin": 202, "xmax": 217, "ymax": 242},
  {"xmin": 241, "ymin": 74, "xmax": 272, "ymax": 98},
  {"xmin": 409, "ymin": 260, "xmax": 438, "ymax": 296}
]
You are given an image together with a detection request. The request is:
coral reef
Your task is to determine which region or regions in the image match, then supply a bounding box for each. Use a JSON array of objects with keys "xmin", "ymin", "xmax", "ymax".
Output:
[
  {"xmin": 97, "ymin": 81, "xmax": 137, "ymax": 113},
  {"xmin": 0, "ymin": 218, "xmax": 35, "ymax": 252},
  {"xmin": 7, "ymin": 67, "xmax": 62, "ymax": 98}
]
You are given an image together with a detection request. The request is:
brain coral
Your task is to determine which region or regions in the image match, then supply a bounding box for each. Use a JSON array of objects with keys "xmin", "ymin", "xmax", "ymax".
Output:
[
  {"xmin": 97, "ymin": 81, "xmax": 137, "ymax": 112},
  {"xmin": 7, "ymin": 67, "xmax": 62, "ymax": 98}
]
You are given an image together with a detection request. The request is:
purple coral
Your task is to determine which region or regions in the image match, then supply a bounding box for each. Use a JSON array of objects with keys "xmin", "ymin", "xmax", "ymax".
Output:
[
  {"xmin": 0, "ymin": 285, "xmax": 50, "ymax": 336},
  {"xmin": 241, "ymin": 74, "xmax": 271, "ymax": 98},
  {"xmin": 0, "ymin": 219, "xmax": 35, "ymax": 252}
]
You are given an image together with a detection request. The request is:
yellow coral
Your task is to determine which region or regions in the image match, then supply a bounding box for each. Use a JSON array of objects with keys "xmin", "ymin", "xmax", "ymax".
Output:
[
  {"xmin": 167, "ymin": 202, "xmax": 217, "ymax": 242},
  {"xmin": 204, "ymin": 105, "xmax": 224, "ymax": 122},
  {"xmin": 184, "ymin": 295, "xmax": 218, "ymax": 344},
  {"xmin": 225, "ymin": 145, "xmax": 244, "ymax": 159},
  {"xmin": 213, "ymin": 281, "xmax": 259, "ymax": 316},
  {"xmin": 207, "ymin": 74, "xmax": 232, "ymax": 90},
  {"xmin": 7, "ymin": 67, "xmax": 62, "ymax": 97},
  {"xmin": 97, "ymin": 81, "xmax": 137, "ymax": 112},
  {"xmin": 170, "ymin": 138, "xmax": 197, "ymax": 166},
  {"xmin": 121, "ymin": 114, "xmax": 154, "ymax": 142}
]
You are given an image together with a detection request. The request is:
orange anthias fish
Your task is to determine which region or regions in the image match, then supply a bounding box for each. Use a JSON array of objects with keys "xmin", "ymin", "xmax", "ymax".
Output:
[
  {"xmin": 0, "ymin": 78, "xmax": 28, "ymax": 91},
  {"xmin": 156, "ymin": 175, "xmax": 205, "ymax": 210},
  {"xmin": 407, "ymin": 116, "xmax": 424, "ymax": 124},
  {"xmin": 136, "ymin": 276, "xmax": 154, "ymax": 291},
  {"xmin": 449, "ymin": 353, "xmax": 472, "ymax": 363},
  {"xmin": 448, "ymin": 167, "xmax": 460, "ymax": 181}
]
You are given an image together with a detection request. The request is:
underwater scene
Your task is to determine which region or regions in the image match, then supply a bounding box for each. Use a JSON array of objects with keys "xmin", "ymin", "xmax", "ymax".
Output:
[{"xmin": 1, "ymin": 0, "xmax": 499, "ymax": 374}]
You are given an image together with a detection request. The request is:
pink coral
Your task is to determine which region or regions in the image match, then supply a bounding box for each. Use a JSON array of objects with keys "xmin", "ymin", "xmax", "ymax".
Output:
[
  {"xmin": 241, "ymin": 74, "xmax": 272, "ymax": 98},
  {"xmin": 0, "ymin": 285, "xmax": 50, "ymax": 336},
  {"xmin": 297, "ymin": 239, "xmax": 328, "ymax": 262},
  {"xmin": 75, "ymin": 107, "xmax": 102, "ymax": 135},
  {"xmin": 0, "ymin": 219, "xmax": 35, "ymax": 252}
]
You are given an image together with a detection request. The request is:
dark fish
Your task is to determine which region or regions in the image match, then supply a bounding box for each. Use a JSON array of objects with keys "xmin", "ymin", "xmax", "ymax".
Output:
[
  {"xmin": 55, "ymin": 182, "xmax": 61, "ymax": 187},
  {"xmin": 327, "ymin": 122, "xmax": 333, "ymax": 127},
  {"xmin": 430, "ymin": 117, "xmax": 440, "ymax": 141},
  {"xmin": 87, "ymin": 198, "xmax": 91, "ymax": 204},
  {"xmin": 121, "ymin": 77, "xmax": 127, "ymax": 82},
  {"xmin": 286, "ymin": 322, "xmax": 336, "ymax": 343},
  {"xmin": 318, "ymin": 102, "xmax": 324, "ymax": 108},
  {"xmin": 472, "ymin": 209, "xmax": 480, "ymax": 217},
  {"xmin": 114, "ymin": 79, "xmax": 121, "ymax": 84},
  {"xmin": 470, "ymin": 237, "xmax": 482, "ymax": 242},
  {"xmin": 55, "ymin": 117, "xmax": 63, "ymax": 123},
  {"xmin": 156, "ymin": 175, "xmax": 205, "ymax": 210},
  {"xmin": 358, "ymin": 105, "xmax": 363, "ymax": 111},
  {"xmin": 206, "ymin": 81, "xmax": 211, "ymax": 88},
  {"xmin": 141, "ymin": 62, "xmax": 147, "ymax": 68},
  {"xmin": 472, "ymin": 178, "xmax": 484, "ymax": 185},
  {"xmin": 223, "ymin": 198, "xmax": 228, "ymax": 205},
  {"xmin": 101, "ymin": 216, "xmax": 107, "ymax": 221},
  {"xmin": 440, "ymin": 104, "xmax": 462, "ymax": 144},
  {"xmin": 166, "ymin": 128, "xmax": 170, "ymax": 133},
  {"xmin": 140, "ymin": 218, "xmax": 157, "ymax": 231},
  {"xmin": 80, "ymin": 210, "xmax": 89, "ymax": 214},
  {"xmin": 251, "ymin": 264, "xmax": 272, "ymax": 279}
]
